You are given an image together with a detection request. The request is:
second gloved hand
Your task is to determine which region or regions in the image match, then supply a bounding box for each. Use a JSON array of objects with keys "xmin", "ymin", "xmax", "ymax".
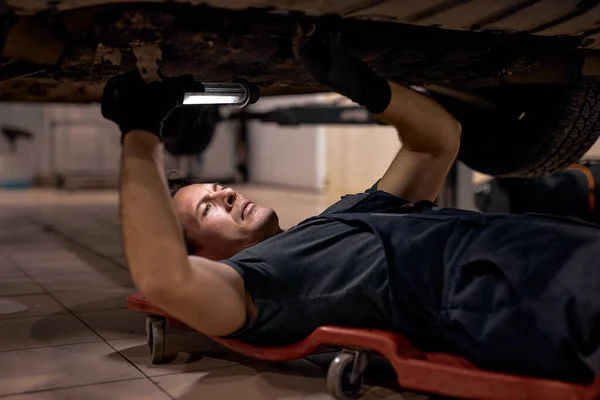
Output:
[
  {"xmin": 295, "ymin": 23, "xmax": 391, "ymax": 115},
  {"xmin": 101, "ymin": 70, "xmax": 194, "ymax": 140}
]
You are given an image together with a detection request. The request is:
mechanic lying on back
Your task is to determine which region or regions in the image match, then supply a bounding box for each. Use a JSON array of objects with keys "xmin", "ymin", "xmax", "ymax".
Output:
[{"xmin": 102, "ymin": 28, "xmax": 600, "ymax": 383}]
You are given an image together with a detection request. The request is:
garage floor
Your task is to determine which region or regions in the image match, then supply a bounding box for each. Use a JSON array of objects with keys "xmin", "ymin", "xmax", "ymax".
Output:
[{"xmin": 0, "ymin": 186, "xmax": 428, "ymax": 400}]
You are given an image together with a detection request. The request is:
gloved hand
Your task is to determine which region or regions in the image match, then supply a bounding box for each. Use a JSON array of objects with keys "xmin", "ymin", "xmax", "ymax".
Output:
[
  {"xmin": 294, "ymin": 22, "xmax": 391, "ymax": 114},
  {"xmin": 101, "ymin": 70, "xmax": 195, "ymax": 139}
]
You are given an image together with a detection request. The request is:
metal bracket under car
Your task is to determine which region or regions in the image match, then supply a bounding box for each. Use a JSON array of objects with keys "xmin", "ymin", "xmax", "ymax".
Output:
[{"xmin": 229, "ymin": 105, "xmax": 387, "ymax": 126}]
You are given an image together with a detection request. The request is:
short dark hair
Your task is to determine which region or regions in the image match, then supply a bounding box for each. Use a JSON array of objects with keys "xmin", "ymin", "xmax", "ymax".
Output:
[{"xmin": 167, "ymin": 174, "xmax": 198, "ymax": 255}]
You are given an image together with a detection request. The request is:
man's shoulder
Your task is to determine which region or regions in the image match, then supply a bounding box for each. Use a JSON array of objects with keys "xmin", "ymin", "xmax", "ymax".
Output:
[
  {"xmin": 319, "ymin": 192, "xmax": 372, "ymax": 216},
  {"xmin": 318, "ymin": 182, "xmax": 378, "ymax": 216},
  {"xmin": 319, "ymin": 182, "xmax": 409, "ymax": 216}
]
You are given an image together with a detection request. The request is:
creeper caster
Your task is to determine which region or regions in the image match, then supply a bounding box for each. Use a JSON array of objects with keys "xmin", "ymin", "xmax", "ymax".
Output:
[
  {"xmin": 327, "ymin": 350, "xmax": 370, "ymax": 399},
  {"xmin": 145, "ymin": 316, "xmax": 175, "ymax": 364}
]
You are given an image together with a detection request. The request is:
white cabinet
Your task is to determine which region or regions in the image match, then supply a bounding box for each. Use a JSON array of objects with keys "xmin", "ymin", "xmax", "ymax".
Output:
[
  {"xmin": 0, "ymin": 103, "xmax": 44, "ymax": 187},
  {"xmin": 45, "ymin": 104, "xmax": 121, "ymax": 179},
  {"xmin": 246, "ymin": 94, "xmax": 329, "ymax": 190}
]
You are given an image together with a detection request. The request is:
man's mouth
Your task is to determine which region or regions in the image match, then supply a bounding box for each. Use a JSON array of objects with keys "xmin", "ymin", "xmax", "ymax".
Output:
[{"xmin": 242, "ymin": 201, "xmax": 253, "ymax": 220}]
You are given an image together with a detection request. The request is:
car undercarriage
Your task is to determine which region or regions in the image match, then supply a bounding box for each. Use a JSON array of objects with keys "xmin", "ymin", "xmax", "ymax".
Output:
[
  {"xmin": 1, "ymin": 0, "xmax": 600, "ymax": 177},
  {"xmin": 1, "ymin": 1, "xmax": 599, "ymax": 102}
]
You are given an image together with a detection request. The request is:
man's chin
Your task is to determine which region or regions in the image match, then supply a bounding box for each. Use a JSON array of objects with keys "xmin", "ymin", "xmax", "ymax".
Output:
[{"xmin": 252, "ymin": 207, "xmax": 279, "ymax": 231}]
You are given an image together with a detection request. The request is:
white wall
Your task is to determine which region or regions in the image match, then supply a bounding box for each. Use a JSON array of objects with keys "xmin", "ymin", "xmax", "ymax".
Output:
[
  {"xmin": 245, "ymin": 93, "xmax": 405, "ymax": 194},
  {"xmin": 0, "ymin": 97, "xmax": 321, "ymax": 189},
  {"xmin": 5, "ymin": 96, "xmax": 598, "ymax": 194},
  {"xmin": 246, "ymin": 94, "xmax": 328, "ymax": 190},
  {"xmin": 325, "ymin": 123, "xmax": 400, "ymax": 198},
  {"xmin": 195, "ymin": 119, "xmax": 237, "ymax": 181},
  {"xmin": 586, "ymin": 138, "xmax": 600, "ymax": 159},
  {"xmin": 43, "ymin": 104, "xmax": 121, "ymax": 178},
  {"xmin": 0, "ymin": 103, "xmax": 44, "ymax": 186},
  {"xmin": 163, "ymin": 118, "xmax": 237, "ymax": 182},
  {"xmin": 0, "ymin": 102, "xmax": 237, "ymax": 187}
]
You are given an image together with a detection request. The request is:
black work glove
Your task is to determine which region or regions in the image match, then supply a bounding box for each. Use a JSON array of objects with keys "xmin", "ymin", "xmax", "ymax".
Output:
[
  {"xmin": 294, "ymin": 22, "xmax": 391, "ymax": 114},
  {"xmin": 101, "ymin": 70, "xmax": 195, "ymax": 139}
]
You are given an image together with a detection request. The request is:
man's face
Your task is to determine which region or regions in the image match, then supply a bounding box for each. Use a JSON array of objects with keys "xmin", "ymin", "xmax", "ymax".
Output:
[{"xmin": 173, "ymin": 183, "xmax": 280, "ymax": 260}]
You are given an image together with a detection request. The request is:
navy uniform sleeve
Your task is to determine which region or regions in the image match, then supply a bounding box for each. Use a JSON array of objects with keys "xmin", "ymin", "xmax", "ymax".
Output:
[{"xmin": 320, "ymin": 181, "xmax": 409, "ymax": 215}]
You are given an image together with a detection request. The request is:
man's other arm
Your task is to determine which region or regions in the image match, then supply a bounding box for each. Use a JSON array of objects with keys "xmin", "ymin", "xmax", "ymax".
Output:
[
  {"xmin": 294, "ymin": 26, "xmax": 459, "ymax": 203},
  {"xmin": 121, "ymin": 131, "xmax": 247, "ymax": 336},
  {"xmin": 376, "ymin": 82, "xmax": 461, "ymax": 202}
]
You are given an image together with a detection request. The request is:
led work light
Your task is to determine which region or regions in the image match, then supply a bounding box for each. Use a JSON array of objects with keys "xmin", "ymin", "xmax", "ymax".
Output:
[{"xmin": 181, "ymin": 79, "xmax": 260, "ymax": 108}]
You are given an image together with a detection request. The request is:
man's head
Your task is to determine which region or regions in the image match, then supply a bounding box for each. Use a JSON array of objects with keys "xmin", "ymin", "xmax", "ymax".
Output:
[{"xmin": 169, "ymin": 178, "xmax": 281, "ymax": 260}]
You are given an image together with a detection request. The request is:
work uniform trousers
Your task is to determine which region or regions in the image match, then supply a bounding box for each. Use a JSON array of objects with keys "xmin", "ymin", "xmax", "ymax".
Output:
[{"xmin": 328, "ymin": 210, "xmax": 600, "ymax": 382}]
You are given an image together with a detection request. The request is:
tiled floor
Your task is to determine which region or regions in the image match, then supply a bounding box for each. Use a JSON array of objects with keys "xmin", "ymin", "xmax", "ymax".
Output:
[{"xmin": 0, "ymin": 186, "xmax": 429, "ymax": 400}]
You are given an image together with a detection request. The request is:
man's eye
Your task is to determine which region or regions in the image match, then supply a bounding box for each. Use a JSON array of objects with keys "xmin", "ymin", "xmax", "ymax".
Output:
[{"xmin": 203, "ymin": 204, "xmax": 212, "ymax": 216}]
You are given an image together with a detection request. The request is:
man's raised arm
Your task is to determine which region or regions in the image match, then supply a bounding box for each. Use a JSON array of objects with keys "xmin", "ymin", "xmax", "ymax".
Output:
[
  {"xmin": 102, "ymin": 71, "xmax": 247, "ymax": 336},
  {"xmin": 376, "ymin": 82, "xmax": 461, "ymax": 202},
  {"xmin": 296, "ymin": 25, "xmax": 460, "ymax": 202}
]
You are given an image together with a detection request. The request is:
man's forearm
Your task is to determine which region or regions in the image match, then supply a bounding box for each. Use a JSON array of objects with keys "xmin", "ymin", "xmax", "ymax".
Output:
[
  {"xmin": 379, "ymin": 81, "xmax": 461, "ymax": 155},
  {"xmin": 375, "ymin": 81, "xmax": 461, "ymax": 201},
  {"xmin": 120, "ymin": 130, "xmax": 191, "ymax": 295}
]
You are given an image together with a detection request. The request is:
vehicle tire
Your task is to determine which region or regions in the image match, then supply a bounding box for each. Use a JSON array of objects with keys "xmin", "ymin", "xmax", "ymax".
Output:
[
  {"xmin": 162, "ymin": 105, "xmax": 220, "ymax": 156},
  {"xmin": 431, "ymin": 83, "xmax": 600, "ymax": 177}
]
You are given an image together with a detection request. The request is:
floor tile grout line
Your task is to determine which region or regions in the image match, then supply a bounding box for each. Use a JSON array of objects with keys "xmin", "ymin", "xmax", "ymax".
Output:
[
  {"xmin": 364, "ymin": 387, "xmax": 391, "ymax": 399},
  {"xmin": 11, "ymin": 210, "xmax": 128, "ymax": 272},
  {"xmin": 142, "ymin": 359, "xmax": 268, "ymax": 379},
  {"xmin": 0, "ymin": 210, "xmax": 153, "ymax": 365},
  {"xmin": 0, "ymin": 250, "xmax": 123, "ymax": 353},
  {"xmin": 103, "ymin": 336, "xmax": 177, "ymax": 399},
  {"xmin": 100, "ymin": 336, "xmax": 279, "ymax": 398},
  {"xmin": 1, "ymin": 203, "xmax": 362, "ymax": 399},
  {"xmin": 0, "ymin": 339, "xmax": 104, "ymax": 354},
  {"xmin": 0, "ymin": 292, "xmax": 50, "ymax": 298},
  {"xmin": 0, "ymin": 219, "xmax": 134, "ymax": 296},
  {"xmin": 0, "ymin": 304, "xmax": 172, "ymax": 397},
  {"xmin": 1, "ymin": 231, "xmax": 172, "ymax": 400},
  {"xmin": 0, "ymin": 310, "xmax": 281, "ymax": 398},
  {"xmin": 4, "ymin": 224, "xmax": 175, "ymax": 400},
  {"xmin": 0, "ymin": 249, "xmax": 60, "ymax": 299},
  {"xmin": 0, "ymin": 249, "xmax": 42, "ymax": 279},
  {"xmin": 0, "ymin": 377, "xmax": 152, "ymax": 398},
  {"xmin": 38, "ymin": 280, "xmax": 146, "ymax": 357}
]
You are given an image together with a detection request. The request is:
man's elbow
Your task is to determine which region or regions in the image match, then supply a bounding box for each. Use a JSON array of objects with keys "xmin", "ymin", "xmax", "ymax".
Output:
[
  {"xmin": 136, "ymin": 279, "xmax": 168, "ymax": 304},
  {"xmin": 446, "ymin": 119, "xmax": 462, "ymax": 155},
  {"xmin": 433, "ymin": 118, "xmax": 462, "ymax": 158},
  {"xmin": 133, "ymin": 272, "xmax": 181, "ymax": 306}
]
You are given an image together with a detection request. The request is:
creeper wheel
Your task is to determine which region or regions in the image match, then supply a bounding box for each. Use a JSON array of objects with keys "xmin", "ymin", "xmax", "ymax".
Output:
[
  {"xmin": 145, "ymin": 316, "xmax": 174, "ymax": 364},
  {"xmin": 327, "ymin": 350, "xmax": 369, "ymax": 400}
]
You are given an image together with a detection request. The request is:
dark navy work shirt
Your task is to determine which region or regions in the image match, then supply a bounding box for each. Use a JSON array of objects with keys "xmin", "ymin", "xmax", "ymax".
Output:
[
  {"xmin": 221, "ymin": 184, "xmax": 410, "ymax": 345},
  {"xmin": 220, "ymin": 185, "xmax": 600, "ymax": 383}
]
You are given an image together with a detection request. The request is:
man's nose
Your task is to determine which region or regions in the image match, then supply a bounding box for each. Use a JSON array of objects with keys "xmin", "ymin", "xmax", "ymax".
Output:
[{"xmin": 215, "ymin": 187, "xmax": 236, "ymax": 211}]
